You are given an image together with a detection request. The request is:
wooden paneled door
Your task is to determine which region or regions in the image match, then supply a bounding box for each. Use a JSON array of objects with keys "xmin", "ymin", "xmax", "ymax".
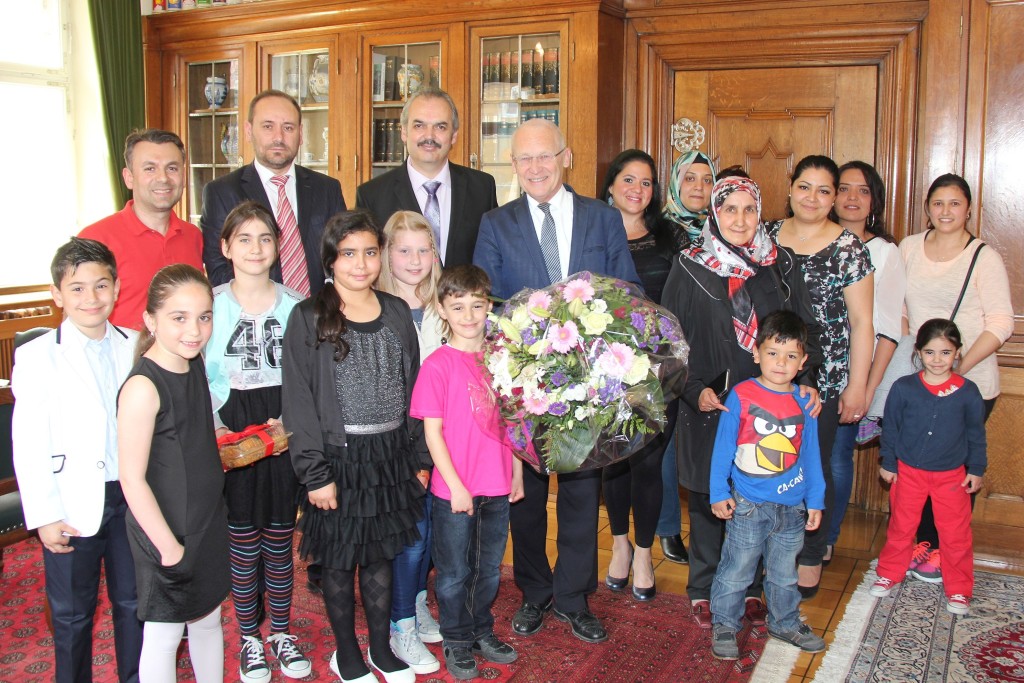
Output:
[{"xmin": 673, "ymin": 66, "xmax": 877, "ymax": 221}]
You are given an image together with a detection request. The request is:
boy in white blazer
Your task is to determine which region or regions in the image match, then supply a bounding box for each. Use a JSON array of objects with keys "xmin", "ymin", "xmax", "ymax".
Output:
[{"xmin": 12, "ymin": 238, "xmax": 143, "ymax": 683}]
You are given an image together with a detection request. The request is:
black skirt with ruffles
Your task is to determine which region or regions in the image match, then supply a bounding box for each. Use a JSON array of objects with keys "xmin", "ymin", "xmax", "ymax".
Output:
[{"xmin": 297, "ymin": 425, "xmax": 424, "ymax": 570}]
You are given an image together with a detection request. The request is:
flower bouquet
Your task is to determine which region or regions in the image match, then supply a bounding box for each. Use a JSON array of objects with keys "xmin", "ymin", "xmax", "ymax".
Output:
[{"xmin": 482, "ymin": 272, "xmax": 689, "ymax": 474}]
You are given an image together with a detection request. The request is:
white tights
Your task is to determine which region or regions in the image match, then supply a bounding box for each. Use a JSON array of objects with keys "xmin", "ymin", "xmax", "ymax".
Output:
[{"xmin": 139, "ymin": 605, "xmax": 223, "ymax": 683}]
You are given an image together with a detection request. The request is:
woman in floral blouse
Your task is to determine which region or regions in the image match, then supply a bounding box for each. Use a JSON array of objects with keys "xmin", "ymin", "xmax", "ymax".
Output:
[{"xmin": 766, "ymin": 155, "xmax": 874, "ymax": 598}]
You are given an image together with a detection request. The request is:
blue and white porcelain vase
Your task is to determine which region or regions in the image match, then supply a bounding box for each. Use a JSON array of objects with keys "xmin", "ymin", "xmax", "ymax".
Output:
[{"xmin": 204, "ymin": 76, "xmax": 227, "ymax": 109}]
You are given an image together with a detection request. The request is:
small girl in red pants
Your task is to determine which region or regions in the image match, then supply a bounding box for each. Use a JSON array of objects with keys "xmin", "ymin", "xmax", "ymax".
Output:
[{"xmin": 868, "ymin": 318, "xmax": 987, "ymax": 615}]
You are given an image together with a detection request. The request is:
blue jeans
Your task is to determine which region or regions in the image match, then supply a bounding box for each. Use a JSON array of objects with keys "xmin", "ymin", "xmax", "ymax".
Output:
[
  {"xmin": 656, "ymin": 430, "xmax": 682, "ymax": 537},
  {"xmin": 391, "ymin": 492, "xmax": 432, "ymax": 622},
  {"xmin": 431, "ymin": 495, "xmax": 509, "ymax": 648},
  {"xmin": 711, "ymin": 491, "xmax": 805, "ymax": 633},
  {"xmin": 827, "ymin": 423, "xmax": 857, "ymax": 546}
]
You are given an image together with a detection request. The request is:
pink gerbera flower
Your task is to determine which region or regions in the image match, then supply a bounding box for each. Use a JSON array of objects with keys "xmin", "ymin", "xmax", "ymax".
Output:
[
  {"xmin": 548, "ymin": 320, "xmax": 580, "ymax": 353},
  {"xmin": 597, "ymin": 342, "xmax": 636, "ymax": 378},
  {"xmin": 563, "ymin": 278, "xmax": 595, "ymax": 303},
  {"xmin": 523, "ymin": 394, "xmax": 552, "ymax": 415},
  {"xmin": 527, "ymin": 290, "xmax": 553, "ymax": 321}
]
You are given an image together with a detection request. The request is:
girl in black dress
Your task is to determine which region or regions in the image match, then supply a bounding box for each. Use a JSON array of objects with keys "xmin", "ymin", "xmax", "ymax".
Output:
[
  {"xmin": 119, "ymin": 265, "xmax": 230, "ymax": 683},
  {"xmin": 282, "ymin": 211, "xmax": 425, "ymax": 683}
]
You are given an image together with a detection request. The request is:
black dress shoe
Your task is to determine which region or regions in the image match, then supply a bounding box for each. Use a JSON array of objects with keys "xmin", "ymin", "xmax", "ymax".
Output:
[
  {"xmin": 552, "ymin": 607, "xmax": 608, "ymax": 643},
  {"xmin": 631, "ymin": 582, "xmax": 656, "ymax": 602},
  {"xmin": 512, "ymin": 598, "xmax": 552, "ymax": 636},
  {"xmin": 660, "ymin": 535, "xmax": 689, "ymax": 564}
]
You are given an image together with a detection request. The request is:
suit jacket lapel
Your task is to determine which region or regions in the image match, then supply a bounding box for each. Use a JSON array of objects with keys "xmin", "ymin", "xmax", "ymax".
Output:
[
  {"xmin": 393, "ymin": 166, "xmax": 421, "ymax": 213},
  {"xmin": 514, "ymin": 198, "xmax": 548, "ymax": 281},
  {"xmin": 241, "ymin": 163, "xmax": 273, "ymax": 209},
  {"xmin": 446, "ymin": 166, "xmax": 469, "ymax": 258},
  {"xmin": 566, "ymin": 190, "xmax": 587, "ymax": 275},
  {"xmin": 55, "ymin": 321, "xmax": 103, "ymax": 405},
  {"xmin": 295, "ymin": 165, "xmax": 314, "ymax": 228}
]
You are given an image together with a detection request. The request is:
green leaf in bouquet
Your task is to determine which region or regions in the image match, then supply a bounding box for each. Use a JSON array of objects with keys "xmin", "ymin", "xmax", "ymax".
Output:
[{"xmin": 542, "ymin": 421, "xmax": 600, "ymax": 473}]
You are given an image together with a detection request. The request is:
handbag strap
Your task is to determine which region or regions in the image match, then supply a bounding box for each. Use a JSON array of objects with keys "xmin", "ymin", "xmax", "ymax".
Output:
[{"xmin": 950, "ymin": 240, "xmax": 985, "ymax": 321}]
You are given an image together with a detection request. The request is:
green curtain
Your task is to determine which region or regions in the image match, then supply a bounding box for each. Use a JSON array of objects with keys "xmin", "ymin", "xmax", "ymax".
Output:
[{"xmin": 88, "ymin": 0, "xmax": 146, "ymax": 208}]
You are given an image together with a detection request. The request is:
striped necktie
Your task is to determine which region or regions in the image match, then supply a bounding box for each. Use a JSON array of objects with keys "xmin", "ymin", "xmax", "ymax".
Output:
[
  {"xmin": 270, "ymin": 174, "xmax": 310, "ymax": 296},
  {"xmin": 538, "ymin": 201, "xmax": 562, "ymax": 284}
]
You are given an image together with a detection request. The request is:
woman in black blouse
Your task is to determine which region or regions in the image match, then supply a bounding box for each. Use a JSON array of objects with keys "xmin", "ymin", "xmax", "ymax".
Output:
[{"xmin": 597, "ymin": 149, "xmax": 685, "ymax": 601}]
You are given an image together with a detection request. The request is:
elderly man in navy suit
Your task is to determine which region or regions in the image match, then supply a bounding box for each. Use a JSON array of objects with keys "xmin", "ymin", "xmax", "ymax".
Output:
[
  {"xmin": 201, "ymin": 89, "xmax": 346, "ymax": 295},
  {"xmin": 473, "ymin": 118, "xmax": 640, "ymax": 644}
]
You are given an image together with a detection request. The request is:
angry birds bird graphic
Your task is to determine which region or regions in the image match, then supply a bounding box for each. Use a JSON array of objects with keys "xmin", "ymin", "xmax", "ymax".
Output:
[{"xmin": 734, "ymin": 402, "xmax": 804, "ymax": 478}]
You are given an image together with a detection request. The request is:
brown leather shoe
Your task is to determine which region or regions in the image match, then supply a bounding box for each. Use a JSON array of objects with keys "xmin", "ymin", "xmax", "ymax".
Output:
[
  {"xmin": 744, "ymin": 597, "xmax": 767, "ymax": 626},
  {"xmin": 690, "ymin": 599, "xmax": 712, "ymax": 629}
]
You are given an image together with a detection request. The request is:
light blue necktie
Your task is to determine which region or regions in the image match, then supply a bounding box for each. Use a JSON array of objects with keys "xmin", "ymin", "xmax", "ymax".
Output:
[{"xmin": 423, "ymin": 180, "xmax": 442, "ymax": 252}]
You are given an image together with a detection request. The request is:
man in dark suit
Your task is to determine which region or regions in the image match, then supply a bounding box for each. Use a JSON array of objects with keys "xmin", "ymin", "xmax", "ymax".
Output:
[
  {"xmin": 201, "ymin": 89, "xmax": 346, "ymax": 294},
  {"xmin": 355, "ymin": 87, "xmax": 496, "ymax": 267},
  {"xmin": 473, "ymin": 119, "xmax": 640, "ymax": 645}
]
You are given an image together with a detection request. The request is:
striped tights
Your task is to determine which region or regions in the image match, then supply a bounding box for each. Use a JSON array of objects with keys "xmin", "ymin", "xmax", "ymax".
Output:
[{"xmin": 228, "ymin": 523, "xmax": 295, "ymax": 636}]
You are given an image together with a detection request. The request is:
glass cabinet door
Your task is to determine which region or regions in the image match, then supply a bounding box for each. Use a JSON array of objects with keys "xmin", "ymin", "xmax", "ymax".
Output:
[
  {"xmin": 475, "ymin": 30, "xmax": 564, "ymax": 205},
  {"xmin": 267, "ymin": 47, "xmax": 332, "ymax": 174},
  {"xmin": 185, "ymin": 56, "xmax": 242, "ymax": 224},
  {"xmin": 368, "ymin": 41, "xmax": 442, "ymax": 179}
]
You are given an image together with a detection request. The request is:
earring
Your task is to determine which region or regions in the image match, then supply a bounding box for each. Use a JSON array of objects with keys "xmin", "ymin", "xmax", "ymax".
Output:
[
  {"xmin": 867, "ymin": 214, "xmax": 875, "ymax": 229},
  {"xmin": 607, "ymin": 196, "xmax": 614, "ymax": 207}
]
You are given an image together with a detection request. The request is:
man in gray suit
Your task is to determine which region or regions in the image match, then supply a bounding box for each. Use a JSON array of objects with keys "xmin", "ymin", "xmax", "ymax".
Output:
[{"xmin": 356, "ymin": 87, "xmax": 497, "ymax": 267}]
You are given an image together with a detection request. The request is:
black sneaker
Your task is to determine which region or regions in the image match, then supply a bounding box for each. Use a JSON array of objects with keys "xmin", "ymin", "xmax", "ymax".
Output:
[
  {"xmin": 239, "ymin": 635, "xmax": 271, "ymax": 683},
  {"xmin": 443, "ymin": 644, "xmax": 480, "ymax": 680},
  {"xmin": 472, "ymin": 633, "xmax": 518, "ymax": 664}
]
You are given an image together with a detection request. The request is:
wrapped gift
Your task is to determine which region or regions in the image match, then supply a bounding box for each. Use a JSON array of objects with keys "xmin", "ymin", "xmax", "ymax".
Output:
[{"xmin": 218, "ymin": 423, "xmax": 290, "ymax": 471}]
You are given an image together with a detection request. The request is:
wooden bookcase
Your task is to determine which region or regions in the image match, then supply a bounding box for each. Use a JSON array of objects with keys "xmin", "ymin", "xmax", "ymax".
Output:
[{"xmin": 142, "ymin": 0, "xmax": 625, "ymax": 217}]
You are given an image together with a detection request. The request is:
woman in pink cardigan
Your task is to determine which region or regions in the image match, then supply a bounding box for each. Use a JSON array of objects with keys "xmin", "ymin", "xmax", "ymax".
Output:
[{"xmin": 899, "ymin": 173, "xmax": 1014, "ymax": 583}]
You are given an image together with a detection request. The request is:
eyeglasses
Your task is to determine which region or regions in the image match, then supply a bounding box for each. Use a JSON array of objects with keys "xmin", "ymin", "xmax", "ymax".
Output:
[{"xmin": 511, "ymin": 147, "xmax": 566, "ymax": 167}]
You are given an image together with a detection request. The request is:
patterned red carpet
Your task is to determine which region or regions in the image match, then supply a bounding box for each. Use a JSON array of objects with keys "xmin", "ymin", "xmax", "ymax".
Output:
[{"xmin": 1, "ymin": 538, "xmax": 767, "ymax": 682}]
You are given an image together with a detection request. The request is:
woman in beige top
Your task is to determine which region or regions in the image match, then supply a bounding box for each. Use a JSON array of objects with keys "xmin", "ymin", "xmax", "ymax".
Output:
[{"xmin": 899, "ymin": 172, "xmax": 1013, "ymax": 582}]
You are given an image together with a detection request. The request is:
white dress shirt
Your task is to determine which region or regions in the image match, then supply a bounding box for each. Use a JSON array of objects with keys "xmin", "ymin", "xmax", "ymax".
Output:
[
  {"xmin": 526, "ymin": 185, "xmax": 574, "ymax": 279},
  {"xmin": 407, "ymin": 161, "xmax": 453, "ymax": 261},
  {"xmin": 254, "ymin": 159, "xmax": 300, "ymax": 223}
]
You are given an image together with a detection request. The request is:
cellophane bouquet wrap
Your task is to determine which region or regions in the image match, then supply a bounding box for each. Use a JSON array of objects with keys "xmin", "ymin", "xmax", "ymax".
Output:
[
  {"xmin": 218, "ymin": 423, "xmax": 290, "ymax": 471},
  {"xmin": 482, "ymin": 271, "xmax": 689, "ymax": 474}
]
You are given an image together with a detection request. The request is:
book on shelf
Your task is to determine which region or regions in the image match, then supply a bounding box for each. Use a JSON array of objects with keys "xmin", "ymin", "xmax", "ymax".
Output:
[
  {"xmin": 372, "ymin": 53, "xmax": 387, "ymax": 102},
  {"xmin": 500, "ymin": 51, "xmax": 512, "ymax": 84},
  {"xmin": 384, "ymin": 56, "xmax": 399, "ymax": 101},
  {"xmin": 387, "ymin": 120, "xmax": 404, "ymax": 163},
  {"xmin": 544, "ymin": 48, "xmax": 559, "ymax": 95},
  {"xmin": 373, "ymin": 119, "xmax": 387, "ymax": 163},
  {"xmin": 521, "ymin": 50, "xmax": 533, "ymax": 89},
  {"xmin": 429, "ymin": 55, "xmax": 440, "ymax": 88},
  {"xmin": 532, "ymin": 49, "xmax": 545, "ymax": 96}
]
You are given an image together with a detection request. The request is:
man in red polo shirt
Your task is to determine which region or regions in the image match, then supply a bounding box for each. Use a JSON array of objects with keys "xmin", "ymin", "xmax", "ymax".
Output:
[{"xmin": 80, "ymin": 129, "xmax": 203, "ymax": 330}]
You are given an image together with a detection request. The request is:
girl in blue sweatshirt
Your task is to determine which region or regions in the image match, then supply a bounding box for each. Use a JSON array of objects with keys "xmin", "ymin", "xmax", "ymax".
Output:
[{"xmin": 870, "ymin": 319, "xmax": 986, "ymax": 615}]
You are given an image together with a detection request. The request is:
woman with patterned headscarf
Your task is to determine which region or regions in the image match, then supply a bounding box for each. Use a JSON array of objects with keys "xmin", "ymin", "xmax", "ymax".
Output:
[
  {"xmin": 662, "ymin": 151, "xmax": 717, "ymax": 242},
  {"xmin": 662, "ymin": 176, "xmax": 823, "ymax": 630}
]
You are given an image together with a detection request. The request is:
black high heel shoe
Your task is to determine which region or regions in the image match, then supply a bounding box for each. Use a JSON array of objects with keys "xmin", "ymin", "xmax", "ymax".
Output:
[
  {"xmin": 605, "ymin": 543, "xmax": 633, "ymax": 592},
  {"xmin": 630, "ymin": 553, "xmax": 657, "ymax": 601}
]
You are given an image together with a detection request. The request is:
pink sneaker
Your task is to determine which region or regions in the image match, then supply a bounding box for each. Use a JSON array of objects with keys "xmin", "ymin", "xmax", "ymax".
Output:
[
  {"xmin": 946, "ymin": 594, "xmax": 970, "ymax": 615},
  {"xmin": 870, "ymin": 576, "xmax": 899, "ymax": 597},
  {"xmin": 909, "ymin": 547, "xmax": 942, "ymax": 583},
  {"xmin": 907, "ymin": 541, "xmax": 931, "ymax": 572}
]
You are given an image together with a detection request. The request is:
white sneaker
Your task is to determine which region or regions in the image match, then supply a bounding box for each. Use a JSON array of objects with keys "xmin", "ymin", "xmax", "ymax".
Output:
[
  {"xmin": 390, "ymin": 618, "xmax": 440, "ymax": 674},
  {"xmin": 415, "ymin": 590, "xmax": 442, "ymax": 643},
  {"xmin": 266, "ymin": 632, "xmax": 312, "ymax": 679}
]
